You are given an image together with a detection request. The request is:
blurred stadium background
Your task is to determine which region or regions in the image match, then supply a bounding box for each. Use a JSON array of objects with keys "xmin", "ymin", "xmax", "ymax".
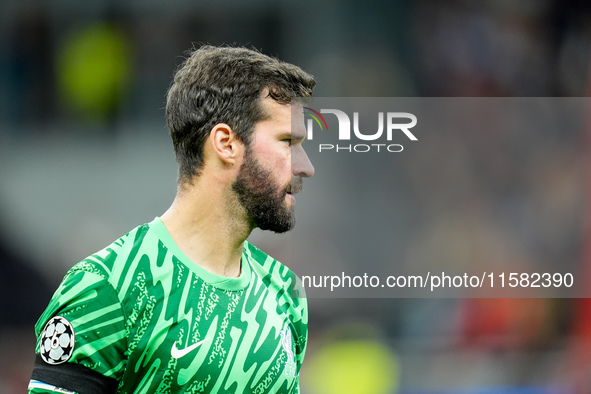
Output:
[{"xmin": 1, "ymin": 0, "xmax": 591, "ymax": 392}]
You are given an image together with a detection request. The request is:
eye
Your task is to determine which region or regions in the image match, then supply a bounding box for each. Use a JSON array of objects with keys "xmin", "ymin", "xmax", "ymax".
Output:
[{"xmin": 283, "ymin": 139, "xmax": 292, "ymax": 146}]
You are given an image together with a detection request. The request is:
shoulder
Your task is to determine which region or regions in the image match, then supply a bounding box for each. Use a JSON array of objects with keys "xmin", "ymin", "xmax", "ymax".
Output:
[
  {"xmin": 61, "ymin": 219, "xmax": 168, "ymax": 290},
  {"xmin": 244, "ymin": 241, "xmax": 300, "ymax": 290},
  {"xmin": 73, "ymin": 222, "xmax": 152, "ymax": 277},
  {"xmin": 36, "ymin": 220, "xmax": 160, "ymax": 335},
  {"xmin": 244, "ymin": 240, "xmax": 308, "ymax": 320},
  {"xmin": 33, "ymin": 221, "xmax": 162, "ymax": 374}
]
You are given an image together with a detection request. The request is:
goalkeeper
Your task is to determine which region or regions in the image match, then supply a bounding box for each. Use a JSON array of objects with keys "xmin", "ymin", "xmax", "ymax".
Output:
[{"xmin": 29, "ymin": 45, "xmax": 315, "ymax": 394}]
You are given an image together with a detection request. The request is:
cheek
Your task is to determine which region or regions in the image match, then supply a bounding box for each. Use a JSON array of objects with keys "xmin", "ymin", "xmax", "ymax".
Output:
[
  {"xmin": 250, "ymin": 139, "xmax": 292, "ymax": 177},
  {"xmin": 260, "ymin": 146, "xmax": 291, "ymax": 170},
  {"xmin": 268, "ymin": 154, "xmax": 292, "ymax": 188},
  {"xmin": 281, "ymin": 151, "xmax": 294, "ymax": 176}
]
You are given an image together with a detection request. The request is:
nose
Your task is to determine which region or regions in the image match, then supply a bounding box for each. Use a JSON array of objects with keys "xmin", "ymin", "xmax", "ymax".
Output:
[{"xmin": 292, "ymin": 145, "xmax": 315, "ymax": 178}]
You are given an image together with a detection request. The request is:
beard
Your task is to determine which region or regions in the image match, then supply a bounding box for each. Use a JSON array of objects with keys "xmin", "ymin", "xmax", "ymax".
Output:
[{"xmin": 231, "ymin": 149, "xmax": 301, "ymax": 233}]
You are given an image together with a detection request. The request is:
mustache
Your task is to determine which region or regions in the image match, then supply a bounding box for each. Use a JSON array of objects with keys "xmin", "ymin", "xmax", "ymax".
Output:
[{"xmin": 286, "ymin": 177, "xmax": 303, "ymax": 194}]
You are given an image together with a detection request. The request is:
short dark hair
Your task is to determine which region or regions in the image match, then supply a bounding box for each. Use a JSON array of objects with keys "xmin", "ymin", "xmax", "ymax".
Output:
[{"xmin": 166, "ymin": 45, "xmax": 316, "ymax": 184}]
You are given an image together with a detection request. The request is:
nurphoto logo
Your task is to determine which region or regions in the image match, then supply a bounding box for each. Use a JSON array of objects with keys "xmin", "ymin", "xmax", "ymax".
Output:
[{"xmin": 304, "ymin": 107, "xmax": 418, "ymax": 153}]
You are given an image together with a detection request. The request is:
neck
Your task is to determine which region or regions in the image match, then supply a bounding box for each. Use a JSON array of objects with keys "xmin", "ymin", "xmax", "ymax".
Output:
[{"xmin": 160, "ymin": 177, "xmax": 252, "ymax": 278}]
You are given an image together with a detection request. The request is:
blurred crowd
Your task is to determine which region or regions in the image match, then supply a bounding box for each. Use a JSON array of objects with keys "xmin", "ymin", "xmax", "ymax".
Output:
[{"xmin": 1, "ymin": 0, "xmax": 591, "ymax": 393}]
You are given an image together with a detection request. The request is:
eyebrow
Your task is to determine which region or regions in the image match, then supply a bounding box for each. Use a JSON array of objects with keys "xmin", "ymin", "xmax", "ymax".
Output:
[{"xmin": 279, "ymin": 130, "xmax": 306, "ymax": 143}]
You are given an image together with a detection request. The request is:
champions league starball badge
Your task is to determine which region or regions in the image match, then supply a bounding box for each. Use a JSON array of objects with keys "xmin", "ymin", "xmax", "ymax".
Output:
[{"xmin": 39, "ymin": 316, "xmax": 76, "ymax": 365}]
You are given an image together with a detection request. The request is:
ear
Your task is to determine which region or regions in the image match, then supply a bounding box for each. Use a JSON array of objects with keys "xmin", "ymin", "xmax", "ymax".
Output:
[{"xmin": 209, "ymin": 123, "xmax": 244, "ymax": 165}]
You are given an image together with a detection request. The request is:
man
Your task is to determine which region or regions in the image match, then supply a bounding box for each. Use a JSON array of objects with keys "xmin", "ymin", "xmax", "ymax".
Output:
[{"xmin": 29, "ymin": 45, "xmax": 315, "ymax": 393}]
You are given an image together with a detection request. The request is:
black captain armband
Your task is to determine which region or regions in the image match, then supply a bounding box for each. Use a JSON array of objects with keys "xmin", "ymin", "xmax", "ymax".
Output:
[{"xmin": 31, "ymin": 354, "xmax": 118, "ymax": 394}]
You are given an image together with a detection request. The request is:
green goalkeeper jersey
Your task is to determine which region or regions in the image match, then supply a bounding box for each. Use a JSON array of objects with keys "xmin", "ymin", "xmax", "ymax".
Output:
[{"xmin": 29, "ymin": 218, "xmax": 307, "ymax": 394}]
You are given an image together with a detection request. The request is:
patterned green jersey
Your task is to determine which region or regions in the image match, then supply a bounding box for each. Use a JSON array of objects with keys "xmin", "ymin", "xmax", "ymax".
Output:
[{"xmin": 29, "ymin": 218, "xmax": 307, "ymax": 394}]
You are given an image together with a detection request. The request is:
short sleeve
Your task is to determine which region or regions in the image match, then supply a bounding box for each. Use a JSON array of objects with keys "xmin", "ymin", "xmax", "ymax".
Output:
[{"xmin": 31, "ymin": 268, "xmax": 128, "ymax": 393}]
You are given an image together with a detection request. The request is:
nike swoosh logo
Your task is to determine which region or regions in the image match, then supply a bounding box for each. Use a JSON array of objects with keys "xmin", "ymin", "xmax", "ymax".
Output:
[{"xmin": 171, "ymin": 337, "xmax": 209, "ymax": 359}]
